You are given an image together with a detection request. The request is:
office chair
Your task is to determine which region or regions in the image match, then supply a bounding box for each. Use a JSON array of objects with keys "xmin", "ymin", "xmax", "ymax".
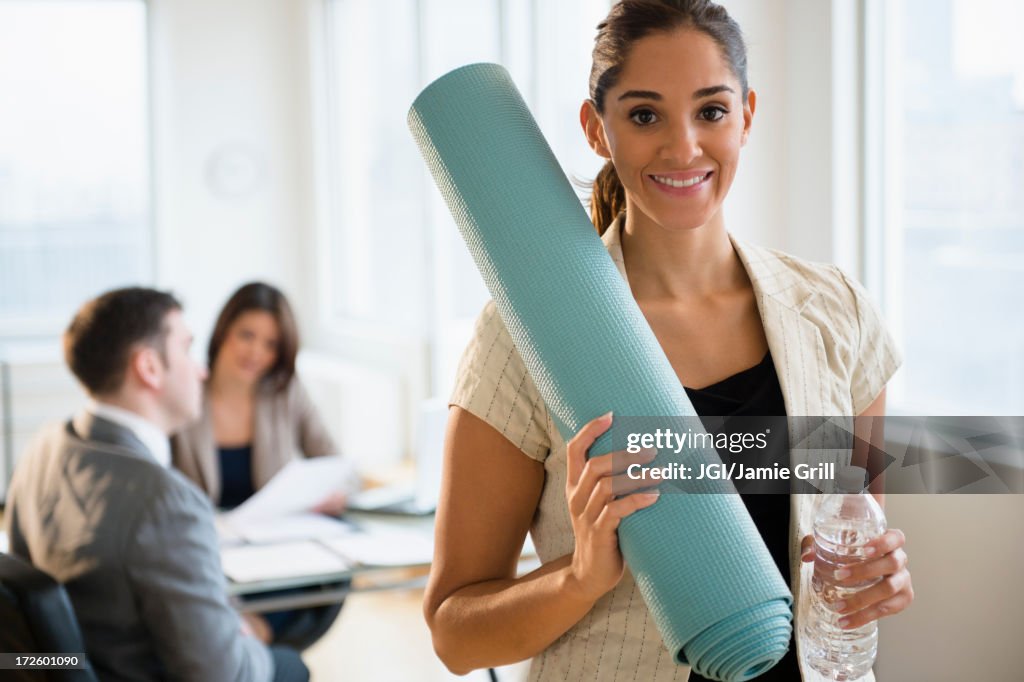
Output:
[{"xmin": 0, "ymin": 552, "xmax": 98, "ymax": 682}]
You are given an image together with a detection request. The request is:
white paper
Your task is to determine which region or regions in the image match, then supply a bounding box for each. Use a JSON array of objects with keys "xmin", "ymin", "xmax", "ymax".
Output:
[
  {"xmin": 226, "ymin": 455, "xmax": 356, "ymax": 523},
  {"xmin": 214, "ymin": 515, "xmax": 246, "ymax": 547},
  {"xmin": 322, "ymin": 528, "xmax": 434, "ymax": 567},
  {"xmin": 348, "ymin": 482, "xmax": 415, "ymax": 510},
  {"xmin": 220, "ymin": 541, "xmax": 351, "ymax": 584},
  {"xmin": 224, "ymin": 512, "xmax": 356, "ymax": 544}
]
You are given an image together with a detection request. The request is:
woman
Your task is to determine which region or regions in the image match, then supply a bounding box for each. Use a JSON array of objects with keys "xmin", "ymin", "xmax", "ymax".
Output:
[
  {"xmin": 173, "ymin": 281, "xmax": 347, "ymax": 647},
  {"xmin": 173, "ymin": 281, "xmax": 345, "ymax": 513},
  {"xmin": 423, "ymin": 1, "xmax": 914, "ymax": 680}
]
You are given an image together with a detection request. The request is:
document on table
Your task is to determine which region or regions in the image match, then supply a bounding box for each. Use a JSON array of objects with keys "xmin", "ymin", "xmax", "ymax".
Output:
[
  {"xmin": 220, "ymin": 512, "xmax": 357, "ymax": 545},
  {"xmin": 226, "ymin": 455, "xmax": 356, "ymax": 522},
  {"xmin": 322, "ymin": 527, "xmax": 434, "ymax": 567},
  {"xmin": 221, "ymin": 541, "xmax": 352, "ymax": 584}
]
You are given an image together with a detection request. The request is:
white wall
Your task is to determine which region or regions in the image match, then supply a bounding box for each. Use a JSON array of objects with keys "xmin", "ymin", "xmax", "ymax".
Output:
[
  {"xmin": 723, "ymin": 0, "xmax": 860, "ymax": 266},
  {"xmin": 149, "ymin": 0, "xmax": 315, "ymax": 349},
  {"xmin": 876, "ymin": 494, "xmax": 1024, "ymax": 681},
  {"xmin": 718, "ymin": 0, "xmax": 789, "ymax": 248}
]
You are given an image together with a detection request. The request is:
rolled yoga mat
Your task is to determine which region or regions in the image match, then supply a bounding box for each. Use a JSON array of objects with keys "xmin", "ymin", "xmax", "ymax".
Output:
[{"xmin": 409, "ymin": 63, "xmax": 792, "ymax": 682}]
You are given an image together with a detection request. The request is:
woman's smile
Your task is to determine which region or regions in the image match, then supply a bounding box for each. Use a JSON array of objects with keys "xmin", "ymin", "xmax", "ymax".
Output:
[{"xmin": 647, "ymin": 170, "xmax": 714, "ymax": 196}]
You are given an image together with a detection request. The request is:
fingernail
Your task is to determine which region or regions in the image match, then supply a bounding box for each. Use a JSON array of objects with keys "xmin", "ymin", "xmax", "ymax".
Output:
[
  {"xmin": 865, "ymin": 546, "xmax": 877, "ymax": 557},
  {"xmin": 838, "ymin": 617, "xmax": 850, "ymax": 628},
  {"xmin": 644, "ymin": 447, "xmax": 658, "ymax": 457},
  {"xmin": 602, "ymin": 411, "xmax": 614, "ymax": 422},
  {"xmin": 834, "ymin": 568, "xmax": 851, "ymax": 580},
  {"xmin": 834, "ymin": 600, "xmax": 847, "ymax": 613}
]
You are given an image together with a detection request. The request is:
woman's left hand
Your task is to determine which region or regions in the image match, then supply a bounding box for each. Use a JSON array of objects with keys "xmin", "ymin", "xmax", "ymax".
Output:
[
  {"xmin": 311, "ymin": 491, "xmax": 348, "ymax": 517},
  {"xmin": 801, "ymin": 528, "xmax": 914, "ymax": 629}
]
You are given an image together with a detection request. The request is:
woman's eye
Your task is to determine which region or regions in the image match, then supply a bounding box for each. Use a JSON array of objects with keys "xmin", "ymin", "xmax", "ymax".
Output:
[
  {"xmin": 700, "ymin": 106, "xmax": 727, "ymax": 122},
  {"xmin": 630, "ymin": 109, "xmax": 657, "ymax": 126}
]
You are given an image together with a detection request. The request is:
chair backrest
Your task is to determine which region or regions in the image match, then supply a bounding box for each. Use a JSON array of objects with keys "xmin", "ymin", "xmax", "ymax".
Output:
[{"xmin": 0, "ymin": 553, "xmax": 99, "ymax": 682}]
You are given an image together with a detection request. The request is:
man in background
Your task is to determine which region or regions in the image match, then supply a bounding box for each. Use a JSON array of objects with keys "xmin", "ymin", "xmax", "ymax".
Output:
[{"xmin": 4, "ymin": 287, "xmax": 308, "ymax": 682}]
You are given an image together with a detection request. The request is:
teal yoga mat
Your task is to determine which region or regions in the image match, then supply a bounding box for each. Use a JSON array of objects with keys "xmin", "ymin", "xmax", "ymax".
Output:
[{"xmin": 409, "ymin": 63, "xmax": 792, "ymax": 682}]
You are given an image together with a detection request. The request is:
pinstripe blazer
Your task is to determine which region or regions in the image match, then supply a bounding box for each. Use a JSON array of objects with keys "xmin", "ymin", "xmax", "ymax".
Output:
[{"xmin": 449, "ymin": 217, "xmax": 901, "ymax": 681}]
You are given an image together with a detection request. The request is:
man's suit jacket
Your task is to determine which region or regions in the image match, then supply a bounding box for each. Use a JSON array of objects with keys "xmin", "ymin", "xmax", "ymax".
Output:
[{"xmin": 4, "ymin": 412, "xmax": 273, "ymax": 682}]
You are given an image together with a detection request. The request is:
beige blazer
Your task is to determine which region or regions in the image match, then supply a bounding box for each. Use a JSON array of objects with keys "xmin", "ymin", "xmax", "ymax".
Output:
[
  {"xmin": 449, "ymin": 217, "xmax": 901, "ymax": 681},
  {"xmin": 172, "ymin": 378, "xmax": 337, "ymax": 505}
]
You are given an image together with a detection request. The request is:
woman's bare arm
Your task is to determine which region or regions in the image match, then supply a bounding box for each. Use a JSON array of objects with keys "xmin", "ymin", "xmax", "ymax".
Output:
[{"xmin": 424, "ymin": 407, "xmax": 657, "ymax": 674}]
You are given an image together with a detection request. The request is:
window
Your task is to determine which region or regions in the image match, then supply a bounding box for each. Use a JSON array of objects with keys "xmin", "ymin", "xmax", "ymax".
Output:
[
  {"xmin": 866, "ymin": 0, "xmax": 1024, "ymax": 415},
  {"xmin": 320, "ymin": 0, "xmax": 609, "ymax": 399},
  {"xmin": 0, "ymin": 0, "xmax": 152, "ymax": 337}
]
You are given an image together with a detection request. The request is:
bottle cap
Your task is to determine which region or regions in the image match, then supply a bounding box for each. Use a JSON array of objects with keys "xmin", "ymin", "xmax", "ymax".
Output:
[{"xmin": 837, "ymin": 465, "xmax": 868, "ymax": 493}]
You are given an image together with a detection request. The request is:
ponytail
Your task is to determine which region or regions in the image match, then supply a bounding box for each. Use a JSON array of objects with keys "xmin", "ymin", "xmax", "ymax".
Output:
[{"xmin": 590, "ymin": 160, "xmax": 625, "ymax": 236}]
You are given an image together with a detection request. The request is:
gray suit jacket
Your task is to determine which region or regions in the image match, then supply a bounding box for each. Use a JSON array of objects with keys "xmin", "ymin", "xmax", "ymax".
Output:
[{"xmin": 4, "ymin": 413, "xmax": 274, "ymax": 682}]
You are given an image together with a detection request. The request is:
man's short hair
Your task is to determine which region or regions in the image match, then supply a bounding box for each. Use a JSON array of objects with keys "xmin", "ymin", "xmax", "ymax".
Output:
[{"xmin": 64, "ymin": 287, "xmax": 182, "ymax": 396}]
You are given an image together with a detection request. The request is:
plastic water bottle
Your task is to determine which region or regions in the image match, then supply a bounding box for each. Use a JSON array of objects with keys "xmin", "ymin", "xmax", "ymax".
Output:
[{"xmin": 801, "ymin": 465, "xmax": 886, "ymax": 681}]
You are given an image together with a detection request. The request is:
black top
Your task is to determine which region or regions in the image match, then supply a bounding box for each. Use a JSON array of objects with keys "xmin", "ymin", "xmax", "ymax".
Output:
[
  {"xmin": 683, "ymin": 352, "xmax": 801, "ymax": 681},
  {"xmin": 217, "ymin": 444, "xmax": 255, "ymax": 510}
]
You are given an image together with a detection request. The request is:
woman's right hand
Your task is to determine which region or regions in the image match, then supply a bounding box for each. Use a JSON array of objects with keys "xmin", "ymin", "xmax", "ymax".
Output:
[{"xmin": 565, "ymin": 411, "xmax": 660, "ymax": 603}]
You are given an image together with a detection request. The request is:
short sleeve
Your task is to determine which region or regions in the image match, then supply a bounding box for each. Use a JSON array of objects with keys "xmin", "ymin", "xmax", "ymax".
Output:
[
  {"xmin": 836, "ymin": 268, "xmax": 903, "ymax": 415},
  {"xmin": 450, "ymin": 301, "xmax": 551, "ymax": 462}
]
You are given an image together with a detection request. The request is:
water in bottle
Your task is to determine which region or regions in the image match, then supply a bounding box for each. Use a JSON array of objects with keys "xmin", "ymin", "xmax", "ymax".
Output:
[{"xmin": 801, "ymin": 465, "xmax": 887, "ymax": 681}]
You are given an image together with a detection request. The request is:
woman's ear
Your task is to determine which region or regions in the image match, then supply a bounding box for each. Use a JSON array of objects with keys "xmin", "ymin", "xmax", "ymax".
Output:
[
  {"xmin": 580, "ymin": 99, "xmax": 612, "ymax": 159},
  {"xmin": 741, "ymin": 88, "xmax": 756, "ymax": 147}
]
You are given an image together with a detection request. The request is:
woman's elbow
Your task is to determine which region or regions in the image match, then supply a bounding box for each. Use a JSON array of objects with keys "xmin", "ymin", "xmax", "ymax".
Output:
[
  {"xmin": 423, "ymin": 605, "xmax": 475, "ymax": 675},
  {"xmin": 431, "ymin": 632, "xmax": 476, "ymax": 675}
]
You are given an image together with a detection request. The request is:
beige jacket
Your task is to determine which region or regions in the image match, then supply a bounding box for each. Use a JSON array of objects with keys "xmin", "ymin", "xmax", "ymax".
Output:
[
  {"xmin": 172, "ymin": 378, "xmax": 337, "ymax": 505},
  {"xmin": 449, "ymin": 218, "xmax": 901, "ymax": 681}
]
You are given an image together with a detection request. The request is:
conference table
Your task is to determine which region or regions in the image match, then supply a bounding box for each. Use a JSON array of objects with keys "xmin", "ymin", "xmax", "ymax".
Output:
[
  {"xmin": 221, "ymin": 511, "xmax": 538, "ymax": 613},
  {"xmin": 0, "ymin": 510, "xmax": 537, "ymax": 614}
]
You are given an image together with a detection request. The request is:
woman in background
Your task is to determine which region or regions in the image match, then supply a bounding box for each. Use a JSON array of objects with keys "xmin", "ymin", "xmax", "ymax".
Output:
[{"xmin": 173, "ymin": 281, "xmax": 347, "ymax": 647}]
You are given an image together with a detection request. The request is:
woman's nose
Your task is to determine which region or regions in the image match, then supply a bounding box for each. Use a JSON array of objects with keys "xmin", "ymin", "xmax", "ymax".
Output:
[{"xmin": 660, "ymin": 120, "xmax": 701, "ymax": 164}]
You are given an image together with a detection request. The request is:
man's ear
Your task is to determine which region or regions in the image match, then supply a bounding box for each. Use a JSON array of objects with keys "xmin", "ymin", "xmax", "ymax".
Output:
[
  {"xmin": 580, "ymin": 99, "xmax": 612, "ymax": 159},
  {"xmin": 131, "ymin": 346, "xmax": 163, "ymax": 391},
  {"xmin": 741, "ymin": 88, "xmax": 756, "ymax": 147}
]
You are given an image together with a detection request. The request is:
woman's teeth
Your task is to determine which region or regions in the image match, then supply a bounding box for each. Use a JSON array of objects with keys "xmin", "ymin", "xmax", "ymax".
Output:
[{"xmin": 652, "ymin": 173, "xmax": 708, "ymax": 188}]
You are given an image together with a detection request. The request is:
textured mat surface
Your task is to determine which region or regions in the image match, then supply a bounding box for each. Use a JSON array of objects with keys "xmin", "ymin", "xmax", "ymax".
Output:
[{"xmin": 409, "ymin": 63, "xmax": 792, "ymax": 682}]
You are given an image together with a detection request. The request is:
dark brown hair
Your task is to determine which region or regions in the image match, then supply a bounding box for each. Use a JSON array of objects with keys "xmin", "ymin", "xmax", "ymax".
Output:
[
  {"xmin": 64, "ymin": 287, "xmax": 182, "ymax": 396},
  {"xmin": 588, "ymin": 0, "xmax": 749, "ymax": 234},
  {"xmin": 207, "ymin": 282, "xmax": 299, "ymax": 392}
]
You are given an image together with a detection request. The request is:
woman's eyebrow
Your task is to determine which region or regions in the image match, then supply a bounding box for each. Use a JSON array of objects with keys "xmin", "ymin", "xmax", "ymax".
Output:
[
  {"xmin": 693, "ymin": 84, "xmax": 734, "ymax": 98},
  {"xmin": 618, "ymin": 89, "xmax": 661, "ymax": 101},
  {"xmin": 617, "ymin": 85, "xmax": 735, "ymax": 102}
]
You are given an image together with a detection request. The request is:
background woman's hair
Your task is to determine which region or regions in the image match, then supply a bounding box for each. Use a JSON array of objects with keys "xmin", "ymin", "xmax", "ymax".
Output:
[
  {"xmin": 587, "ymin": 0, "xmax": 748, "ymax": 235},
  {"xmin": 207, "ymin": 281, "xmax": 299, "ymax": 392}
]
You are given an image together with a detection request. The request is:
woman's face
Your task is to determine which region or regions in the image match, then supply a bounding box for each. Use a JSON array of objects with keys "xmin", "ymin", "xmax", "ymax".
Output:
[
  {"xmin": 216, "ymin": 310, "xmax": 280, "ymax": 384},
  {"xmin": 582, "ymin": 27, "xmax": 755, "ymax": 233}
]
